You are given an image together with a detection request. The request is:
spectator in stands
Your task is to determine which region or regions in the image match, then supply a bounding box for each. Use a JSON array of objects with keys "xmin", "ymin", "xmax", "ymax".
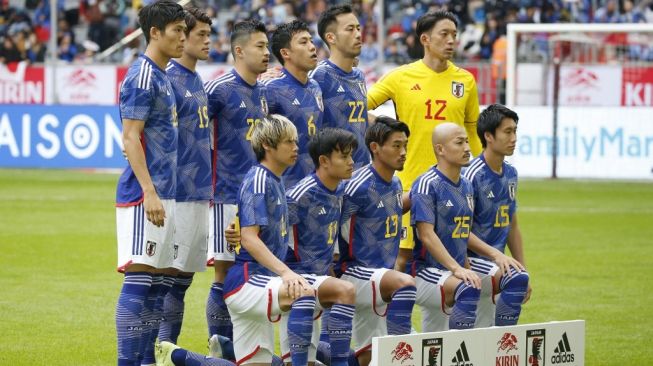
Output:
[
  {"xmin": 57, "ymin": 31, "xmax": 76, "ymax": 62},
  {"xmin": 595, "ymin": 0, "xmax": 621, "ymax": 22}
]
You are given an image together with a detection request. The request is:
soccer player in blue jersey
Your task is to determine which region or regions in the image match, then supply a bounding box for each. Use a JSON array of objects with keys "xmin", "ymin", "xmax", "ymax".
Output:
[
  {"xmin": 266, "ymin": 20, "xmax": 324, "ymax": 188},
  {"xmin": 337, "ymin": 117, "xmax": 416, "ymax": 366},
  {"xmin": 410, "ymin": 123, "xmax": 523, "ymax": 333},
  {"xmin": 223, "ymin": 114, "xmax": 315, "ymax": 366},
  {"xmin": 147, "ymin": 7, "xmax": 213, "ymax": 361},
  {"xmin": 203, "ymin": 19, "xmax": 270, "ymax": 351},
  {"xmin": 114, "ymin": 1, "xmax": 185, "ymax": 365},
  {"xmin": 310, "ymin": 4, "xmax": 369, "ymax": 168},
  {"xmin": 463, "ymin": 104, "xmax": 531, "ymax": 328},
  {"xmin": 278, "ymin": 128, "xmax": 357, "ymax": 366}
]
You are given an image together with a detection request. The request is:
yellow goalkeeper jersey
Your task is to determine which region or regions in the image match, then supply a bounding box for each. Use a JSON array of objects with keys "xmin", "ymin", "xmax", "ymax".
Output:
[{"xmin": 367, "ymin": 60, "xmax": 481, "ymax": 190}]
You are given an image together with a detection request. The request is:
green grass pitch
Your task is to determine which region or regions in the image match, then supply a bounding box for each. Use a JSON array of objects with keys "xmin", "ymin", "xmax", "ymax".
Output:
[{"xmin": 1, "ymin": 169, "xmax": 651, "ymax": 365}]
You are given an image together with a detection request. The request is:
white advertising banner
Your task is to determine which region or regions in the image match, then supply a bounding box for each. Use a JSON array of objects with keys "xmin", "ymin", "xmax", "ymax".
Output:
[
  {"xmin": 508, "ymin": 107, "xmax": 653, "ymax": 179},
  {"xmin": 372, "ymin": 320, "xmax": 585, "ymax": 366},
  {"xmin": 49, "ymin": 65, "xmax": 118, "ymax": 105},
  {"xmin": 551, "ymin": 65, "xmax": 622, "ymax": 106}
]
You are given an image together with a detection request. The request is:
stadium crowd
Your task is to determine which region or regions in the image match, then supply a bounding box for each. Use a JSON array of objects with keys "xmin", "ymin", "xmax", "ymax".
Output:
[{"xmin": 1, "ymin": 0, "xmax": 653, "ymax": 65}]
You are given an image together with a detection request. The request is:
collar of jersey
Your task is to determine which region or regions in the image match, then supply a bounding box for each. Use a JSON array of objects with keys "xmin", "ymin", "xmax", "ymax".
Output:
[
  {"xmin": 282, "ymin": 68, "xmax": 310, "ymax": 87},
  {"xmin": 169, "ymin": 59, "xmax": 197, "ymax": 76},
  {"xmin": 311, "ymin": 173, "xmax": 340, "ymax": 194},
  {"xmin": 418, "ymin": 59, "xmax": 454, "ymax": 76},
  {"xmin": 255, "ymin": 164, "xmax": 282, "ymax": 183},
  {"xmin": 142, "ymin": 54, "xmax": 166, "ymax": 73},
  {"xmin": 325, "ymin": 59, "xmax": 355, "ymax": 77},
  {"xmin": 433, "ymin": 165, "xmax": 462, "ymax": 187},
  {"xmin": 366, "ymin": 164, "xmax": 393, "ymax": 186},
  {"xmin": 232, "ymin": 68, "xmax": 258, "ymax": 88},
  {"xmin": 479, "ymin": 153, "xmax": 505, "ymax": 178}
]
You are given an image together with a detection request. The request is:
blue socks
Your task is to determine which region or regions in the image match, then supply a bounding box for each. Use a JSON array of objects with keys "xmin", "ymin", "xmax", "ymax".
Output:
[
  {"xmin": 449, "ymin": 282, "xmax": 481, "ymax": 329},
  {"xmin": 328, "ymin": 304, "xmax": 355, "ymax": 366},
  {"xmin": 495, "ymin": 271, "xmax": 529, "ymax": 326},
  {"xmin": 386, "ymin": 286, "xmax": 416, "ymax": 335},
  {"xmin": 319, "ymin": 308, "xmax": 330, "ymax": 342},
  {"xmin": 170, "ymin": 349, "xmax": 236, "ymax": 366},
  {"xmin": 287, "ymin": 296, "xmax": 316, "ymax": 366},
  {"xmin": 142, "ymin": 275, "xmax": 174, "ymax": 364},
  {"xmin": 159, "ymin": 275, "xmax": 194, "ymax": 342},
  {"xmin": 207, "ymin": 282, "xmax": 232, "ymax": 340},
  {"xmin": 116, "ymin": 272, "xmax": 152, "ymax": 366}
]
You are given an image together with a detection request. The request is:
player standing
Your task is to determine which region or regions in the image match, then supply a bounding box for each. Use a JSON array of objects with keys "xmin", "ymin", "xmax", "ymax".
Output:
[
  {"xmin": 463, "ymin": 104, "xmax": 531, "ymax": 327},
  {"xmin": 310, "ymin": 4, "xmax": 370, "ymax": 168},
  {"xmin": 203, "ymin": 19, "xmax": 271, "ymax": 350},
  {"xmin": 278, "ymin": 128, "xmax": 358, "ymax": 366},
  {"xmin": 266, "ymin": 20, "xmax": 324, "ymax": 189},
  {"xmin": 337, "ymin": 117, "xmax": 416, "ymax": 366},
  {"xmin": 367, "ymin": 11, "xmax": 482, "ymax": 272},
  {"xmin": 114, "ymin": 1, "xmax": 185, "ymax": 365},
  {"xmin": 155, "ymin": 6, "xmax": 213, "ymax": 349}
]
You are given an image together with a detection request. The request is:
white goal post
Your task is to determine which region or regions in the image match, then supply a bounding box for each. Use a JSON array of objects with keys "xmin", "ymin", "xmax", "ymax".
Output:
[{"xmin": 506, "ymin": 23, "xmax": 653, "ymax": 107}]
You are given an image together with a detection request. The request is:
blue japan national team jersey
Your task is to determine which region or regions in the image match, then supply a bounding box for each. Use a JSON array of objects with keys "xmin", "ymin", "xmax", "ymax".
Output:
[
  {"xmin": 223, "ymin": 165, "xmax": 289, "ymax": 295},
  {"xmin": 337, "ymin": 165, "xmax": 403, "ymax": 274},
  {"xmin": 463, "ymin": 155, "xmax": 518, "ymax": 257},
  {"xmin": 265, "ymin": 68, "xmax": 324, "ymax": 188},
  {"xmin": 410, "ymin": 167, "xmax": 475, "ymax": 271},
  {"xmin": 286, "ymin": 174, "xmax": 344, "ymax": 275},
  {"xmin": 205, "ymin": 69, "xmax": 269, "ymax": 204},
  {"xmin": 116, "ymin": 55, "xmax": 177, "ymax": 205},
  {"xmin": 167, "ymin": 60, "xmax": 211, "ymax": 201},
  {"xmin": 309, "ymin": 60, "xmax": 370, "ymax": 168}
]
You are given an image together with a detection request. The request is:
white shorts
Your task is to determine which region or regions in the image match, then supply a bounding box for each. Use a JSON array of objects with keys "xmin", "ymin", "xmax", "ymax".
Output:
[
  {"xmin": 173, "ymin": 201, "xmax": 209, "ymax": 273},
  {"xmin": 279, "ymin": 274, "xmax": 329, "ymax": 362},
  {"xmin": 415, "ymin": 267, "xmax": 453, "ymax": 332},
  {"xmin": 340, "ymin": 267, "xmax": 390, "ymax": 355},
  {"xmin": 470, "ymin": 257, "xmax": 499, "ymax": 328},
  {"xmin": 225, "ymin": 275, "xmax": 283, "ymax": 365},
  {"xmin": 208, "ymin": 203, "xmax": 237, "ymax": 263},
  {"xmin": 116, "ymin": 199, "xmax": 176, "ymax": 272}
]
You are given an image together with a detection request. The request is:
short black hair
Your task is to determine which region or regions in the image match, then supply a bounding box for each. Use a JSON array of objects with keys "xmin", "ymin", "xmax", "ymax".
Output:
[
  {"xmin": 477, "ymin": 104, "xmax": 519, "ymax": 148},
  {"xmin": 271, "ymin": 20, "xmax": 310, "ymax": 66},
  {"xmin": 184, "ymin": 6, "xmax": 212, "ymax": 36},
  {"xmin": 415, "ymin": 10, "xmax": 458, "ymax": 38},
  {"xmin": 365, "ymin": 116, "xmax": 410, "ymax": 157},
  {"xmin": 230, "ymin": 19, "xmax": 267, "ymax": 56},
  {"xmin": 138, "ymin": 0, "xmax": 186, "ymax": 44},
  {"xmin": 309, "ymin": 128, "xmax": 358, "ymax": 168},
  {"xmin": 317, "ymin": 4, "xmax": 354, "ymax": 47}
]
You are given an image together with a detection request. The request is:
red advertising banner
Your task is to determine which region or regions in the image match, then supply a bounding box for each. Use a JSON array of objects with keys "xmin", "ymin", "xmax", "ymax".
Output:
[
  {"xmin": 622, "ymin": 66, "xmax": 653, "ymax": 106},
  {"xmin": 0, "ymin": 63, "xmax": 45, "ymax": 104}
]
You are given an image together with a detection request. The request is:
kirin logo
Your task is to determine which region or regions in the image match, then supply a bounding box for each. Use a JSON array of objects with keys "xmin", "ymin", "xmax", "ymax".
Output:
[{"xmin": 391, "ymin": 342, "xmax": 414, "ymax": 364}]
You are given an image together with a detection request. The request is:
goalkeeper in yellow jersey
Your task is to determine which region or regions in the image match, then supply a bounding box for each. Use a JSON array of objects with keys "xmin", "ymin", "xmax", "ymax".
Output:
[{"xmin": 367, "ymin": 10, "xmax": 482, "ymax": 272}]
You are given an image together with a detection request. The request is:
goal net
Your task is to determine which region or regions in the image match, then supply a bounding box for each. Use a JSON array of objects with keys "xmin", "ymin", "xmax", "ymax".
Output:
[{"xmin": 504, "ymin": 23, "xmax": 653, "ymax": 180}]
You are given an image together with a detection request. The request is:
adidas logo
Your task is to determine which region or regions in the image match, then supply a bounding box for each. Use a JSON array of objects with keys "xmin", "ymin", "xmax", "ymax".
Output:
[
  {"xmin": 337, "ymin": 85, "xmax": 345, "ymax": 93},
  {"xmin": 411, "ymin": 84, "xmax": 421, "ymax": 90},
  {"xmin": 551, "ymin": 332, "xmax": 575, "ymax": 364},
  {"xmin": 318, "ymin": 207, "xmax": 326, "ymax": 215},
  {"xmin": 377, "ymin": 201, "xmax": 384, "ymax": 208},
  {"xmin": 184, "ymin": 90, "xmax": 192, "ymax": 98},
  {"xmin": 292, "ymin": 98, "xmax": 301, "ymax": 105},
  {"xmin": 446, "ymin": 200, "xmax": 454, "ymax": 207},
  {"xmin": 450, "ymin": 341, "xmax": 472, "ymax": 366},
  {"xmin": 487, "ymin": 191, "xmax": 495, "ymax": 199},
  {"xmin": 239, "ymin": 101, "xmax": 246, "ymax": 108}
]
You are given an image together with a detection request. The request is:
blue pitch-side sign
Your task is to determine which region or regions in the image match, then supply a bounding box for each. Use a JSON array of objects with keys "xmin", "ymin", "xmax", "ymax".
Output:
[{"xmin": 0, "ymin": 105, "xmax": 128, "ymax": 169}]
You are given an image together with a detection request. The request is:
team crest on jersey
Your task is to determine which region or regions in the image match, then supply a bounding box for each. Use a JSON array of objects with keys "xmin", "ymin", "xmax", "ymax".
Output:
[
  {"xmin": 452, "ymin": 81, "xmax": 464, "ymax": 98},
  {"xmin": 146, "ymin": 241, "xmax": 157, "ymax": 256},
  {"xmin": 508, "ymin": 182, "xmax": 516, "ymax": 200},
  {"xmin": 466, "ymin": 194, "xmax": 475, "ymax": 211},
  {"xmin": 357, "ymin": 81, "xmax": 367, "ymax": 95},
  {"xmin": 316, "ymin": 94, "xmax": 324, "ymax": 111},
  {"xmin": 260, "ymin": 96, "xmax": 269, "ymax": 115}
]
